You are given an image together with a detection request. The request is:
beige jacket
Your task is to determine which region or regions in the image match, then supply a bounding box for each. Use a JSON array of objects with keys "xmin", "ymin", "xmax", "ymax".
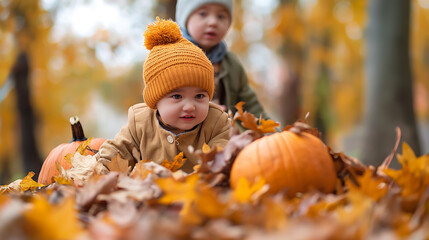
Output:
[{"xmin": 98, "ymin": 102, "xmax": 231, "ymax": 173}]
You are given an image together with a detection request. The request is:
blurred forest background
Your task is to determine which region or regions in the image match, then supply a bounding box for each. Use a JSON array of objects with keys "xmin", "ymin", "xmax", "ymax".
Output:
[{"xmin": 1, "ymin": 0, "xmax": 429, "ymax": 184}]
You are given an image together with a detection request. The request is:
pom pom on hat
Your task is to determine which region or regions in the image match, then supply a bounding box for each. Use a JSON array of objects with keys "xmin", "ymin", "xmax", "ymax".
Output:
[{"xmin": 144, "ymin": 17, "xmax": 182, "ymax": 50}]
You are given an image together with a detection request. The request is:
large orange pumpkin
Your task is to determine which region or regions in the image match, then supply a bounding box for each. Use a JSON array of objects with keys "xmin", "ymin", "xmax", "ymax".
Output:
[
  {"xmin": 38, "ymin": 116, "xmax": 105, "ymax": 185},
  {"xmin": 230, "ymin": 131, "xmax": 336, "ymax": 197}
]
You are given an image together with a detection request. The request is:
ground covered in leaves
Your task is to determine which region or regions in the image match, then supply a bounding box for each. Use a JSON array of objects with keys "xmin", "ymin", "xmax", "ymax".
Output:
[{"xmin": 1, "ymin": 104, "xmax": 429, "ymax": 240}]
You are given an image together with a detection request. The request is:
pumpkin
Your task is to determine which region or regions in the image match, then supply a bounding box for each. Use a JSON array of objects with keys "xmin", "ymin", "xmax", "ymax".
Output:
[
  {"xmin": 37, "ymin": 116, "xmax": 105, "ymax": 185},
  {"xmin": 230, "ymin": 131, "xmax": 336, "ymax": 197}
]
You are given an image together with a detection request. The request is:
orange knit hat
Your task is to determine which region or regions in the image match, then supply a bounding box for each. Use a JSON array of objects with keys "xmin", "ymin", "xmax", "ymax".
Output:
[{"xmin": 142, "ymin": 17, "xmax": 214, "ymax": 109}]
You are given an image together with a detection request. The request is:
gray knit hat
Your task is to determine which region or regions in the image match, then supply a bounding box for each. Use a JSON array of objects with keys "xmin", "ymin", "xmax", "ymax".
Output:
[{"xmin": 175, "ymin": 0, "xmax": 234, "ymax": 30}]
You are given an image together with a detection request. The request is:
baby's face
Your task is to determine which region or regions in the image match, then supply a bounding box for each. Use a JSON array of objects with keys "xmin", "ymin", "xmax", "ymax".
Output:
[
  {"xmin": 186, "ymin": 3, "xmax": 231, "ymax": 52},
  {"xmin": 157, "ymin": 86, "xmax": 210, "ymax": 134}
]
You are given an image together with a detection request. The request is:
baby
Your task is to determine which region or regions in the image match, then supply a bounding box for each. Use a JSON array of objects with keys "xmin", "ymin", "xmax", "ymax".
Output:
[{"xmin": 97, "ymin": 18, "xmax": 231, "ymax": 173}]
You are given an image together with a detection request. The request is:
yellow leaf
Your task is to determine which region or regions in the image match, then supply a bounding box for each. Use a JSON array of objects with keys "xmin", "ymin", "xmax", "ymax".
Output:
[
  {"xmin": 400, "ymin": 142, "xmax": 417, "ymax": 165},
  {"xmin": 202, "ymin": 143, "xmax": 211, "ymax": 153},
  {"xmin": 156, "ymin": 174, "xmax": 200, "ymax": 222},
  {"xmin": 195, "ymin": 186, "xmax": 226, "ymax": 219},
  {"xmin": 384, "ymin": 142, "xmax": 429, "ymax": 193},
  {"xmin": 157, "ymin": 174, "xmax": 226, "ymax": 224},
  {"xmin": 20, "ymin": 172, "xmax": 44, "ymax": 191},
  {"xmin": 305, "ymin": 195, "xmax": 346, "ymax": 218},
  {"xmin": 262, "ymin": 197, "xmax": 287, "ymax": 231},
  {"xmin": 193, "ymin": 164, "xmax": 201, "ymax": 171},
  {"xmin": 160, "ymin": 152, "xmax": 186, "ymax": 172},
  {"xmin": 156, "ymin": 174, "xmax": 199, "ymax": 205},
  {"xmin": 53, "ymin": 176, "xmax": 73, "ymax": 185},
  {"xmin": 336, "ymin": 191, "xmax": 374, "ymax": 225},
  {"xmin": 64, "ymin": 138, "xmax": 94, "ymax": 164},
  {"xmin": 0, "ymin": 195, "xmax": 10, "ymax": 208},
  {"xmin": 257, "ymin": 118, "xmax": 279, "ymax": 134},
  {"xmin": 232, "ymin": 177, "xmax": 267, "ymax": 204},
  {"xmin": 23, "ymin": 196, "xmax": 84, "ymax": 239},
  {"xmin": 75, "ymin": 138, "xmax": 94, "ymax": 155},
  {"xmin": 346, "ymin": 169, "xmax": 388, "ymax": 201},
  {"xmin": 180, "ymin": 202, "xmax": 203, "ymax": 225},
  {"xmin": 384, "ymin": 142, "xmax": 429, "ymax": 210}
]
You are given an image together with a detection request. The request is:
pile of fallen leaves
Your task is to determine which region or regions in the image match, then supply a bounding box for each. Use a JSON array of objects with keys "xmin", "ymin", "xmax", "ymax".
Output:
[{"xmin": 1, "ymin": 103, "xmax": 429, "ymax": 240}]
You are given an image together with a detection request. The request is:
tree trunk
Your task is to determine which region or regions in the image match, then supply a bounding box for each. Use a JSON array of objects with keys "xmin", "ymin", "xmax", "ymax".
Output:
[
  {"xmin": 277, "ymin": 0, "xmax": 302, "ymax": 127},
  {"xmin": 278, "ymin": 70, "xmax": 300, "ymax": 125},
  {"xmin": 11, "ymin": 52, "xmax": 42, "ymax": 177},
  {"xmin": 362, "ymin": 0, "xmax": 420, "ymax": 168},
  {"xmin": 0, "ymin": 160, "xmax": 11, "ymax": 185},
  {"xmin": 314, "ymin": 64, "xmax": 331, "ymax": 143},
  {"xmin": 313, "ymin": 30, "xmax": 332, "ymax": 142},
  {"xmin": 155, "ymin": 0, "xmax": 177, "ymax": 20}
]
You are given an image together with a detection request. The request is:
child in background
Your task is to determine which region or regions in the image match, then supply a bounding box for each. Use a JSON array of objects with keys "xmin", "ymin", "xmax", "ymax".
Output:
[
  {"xmin": 97, "ymin": 18, "xmax": 231, "ymax": 173},
  {"xmin": 176, "ymin": 0, "xmax": 268, "ymax": 119}
]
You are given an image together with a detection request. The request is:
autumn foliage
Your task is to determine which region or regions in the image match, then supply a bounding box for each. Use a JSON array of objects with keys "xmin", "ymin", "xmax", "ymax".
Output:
[{"xmin": 1, "ymin": 103, "xmax": 429, "ymax": 239}]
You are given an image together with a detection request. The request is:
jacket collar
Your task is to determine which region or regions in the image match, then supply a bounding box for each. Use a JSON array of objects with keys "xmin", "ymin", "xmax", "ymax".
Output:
[{"xmin": 156, "ymin": 110, "xmax": 199, "ymax": 136}]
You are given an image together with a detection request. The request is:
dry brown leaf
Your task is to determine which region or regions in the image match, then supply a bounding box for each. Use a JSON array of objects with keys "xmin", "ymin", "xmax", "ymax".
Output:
[
  {"xmin": 191, "ymin": 144, "xmax": 223, "ymax": 174},
  {"xmin": 75, "ymin": 172, "xmax": 120, "ymax": 211},
  {"xmin": 232, "ymin": 102, "xmax": 259, "ymax": 132},
  {"xmin": 59, "ymin": 152, "xmax": 109, "ymax": 186},
  {"xmin": 232, "ymin": 102, "xmax": 280, "ymax": 136},
  {"xmin": 192, "ymin": 219, "xmax": 245, "ymax": 240},
  {"xmin": 283, "ymin": 121, "xmax": 321, "ymax": 138},
  {"xmin": 106, "ymin": 198, "xmax": 139, "ymax": 226},
  {"xmin": 329, "ymin": 147, "xmax": 367, "ymax": 188},
  {"xmin": 103, "ymin": 154, "xmax": 131, "ymax": 174},
  {"xmin": 212, "ymin": 130, "xmax": 257, "ymax": 175},
  {"xmin": 380, "ymin": 127, "xmax": 401, "ymax": 169},
  {"xmin": 130, "ymin": 161, "xmax": 172, "ymax": 180},
  {"xmin": 0, "ymin": 197, "xmax": 28, "ymax": 239},
  {"xmin": 129, "ymin": 161, "xmax": 151, "ymax": 179},
  {"xmin": 102, "ymin": 174, "xmax": 162, "ymax": 203},
  {"xmin": 0, "ymin": 179, "xmax": 22, "ymax": 194}
]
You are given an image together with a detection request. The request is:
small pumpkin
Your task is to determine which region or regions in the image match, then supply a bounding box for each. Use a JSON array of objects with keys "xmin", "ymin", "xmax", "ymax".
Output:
[
  {"xmin": 38, "ymin": 116, "xmax": 105, "ymax": 185},
  {"xmin": 230, "ymin": 130, "xmax": 336, "ymax": 197}
]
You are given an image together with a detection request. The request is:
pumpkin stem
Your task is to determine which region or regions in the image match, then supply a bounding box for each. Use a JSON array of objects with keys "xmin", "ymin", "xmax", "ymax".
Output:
[{"xmin": 70, "ymin": 116, "xmax": 87, "ymax": 142}]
